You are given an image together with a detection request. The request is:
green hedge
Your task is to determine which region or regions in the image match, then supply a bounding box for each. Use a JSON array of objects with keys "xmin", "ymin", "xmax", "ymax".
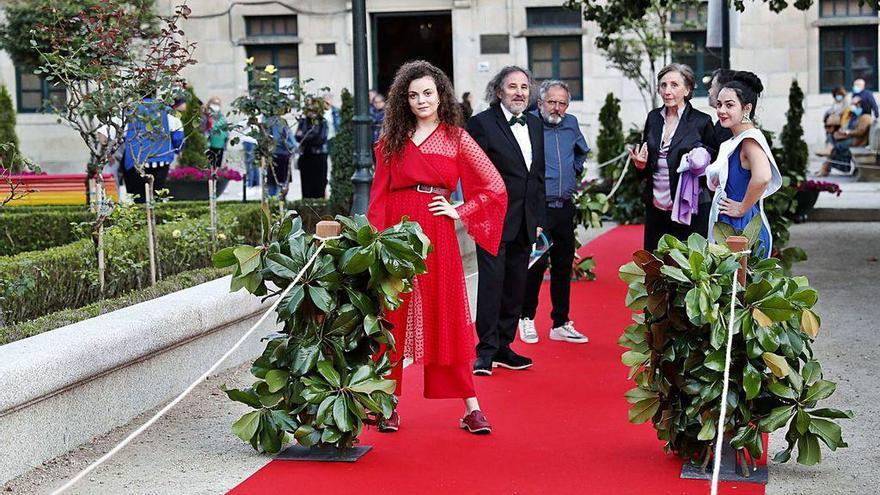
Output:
[
  {"xmin": 1, "ymin": 199, "xmax": 333, "ymax": 256},
  {"xmin": 0, "ymin": 199, "xmax": 332, "ymax": 325},
  {"xmin": 0, "ymin": 205, "xmax": 263, "ymax": 325},
  {"xmin": 0, "ymin": 267, "xmax": 231, "ymax": 345}
]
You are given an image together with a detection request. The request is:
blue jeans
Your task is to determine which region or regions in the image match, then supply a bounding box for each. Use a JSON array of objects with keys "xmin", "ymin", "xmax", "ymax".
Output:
[{"xmin": 243, "ymin": 142, "xmax": 259, "ymax": 187}]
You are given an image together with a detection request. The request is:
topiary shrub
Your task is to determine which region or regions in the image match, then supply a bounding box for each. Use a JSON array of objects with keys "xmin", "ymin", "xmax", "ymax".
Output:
[
  {"xmin": 215, "ymin": 213, "xmax": 430, "ymax": 452},
  {"xmin": 0, "ymin": 84, "xmax": 20, "ymax": 171},
  {"xmin": 328, "ymin": 89, "xmax": 355, "ymax": 214},
  {"xmin": 178, "ymin": 85, "xmax": 209, "ymax": 169},
  {"xmin": 618, "ymin": 229, "xmax": 851, "ymax": 469},
  {"xmin": 597, "ymin": 93, "xmax": 625, "ymax": 181}
]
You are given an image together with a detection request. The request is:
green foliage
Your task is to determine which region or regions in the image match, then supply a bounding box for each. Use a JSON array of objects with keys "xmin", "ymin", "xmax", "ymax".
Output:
[
  {"xmin": 604, "ymin": 125, "xmax": 646, "ymax": 224},
  {"xmin": 597, "ymin": 93, "xmax": 625, "ymax": 181},
  {"xmin": 0, "ymin": 267, "xmax": 229, "ymax": 345},
  {"xmin": 0, "ymin": 204, "xmax": 263, "ymax": 325},
  {"xmin": 216, "ymin": 213, "xmax": 431, "ymax": 452},
  {"xmin": 567, "ymin": 0, "xmax": 815, "ymax": 49},
  {"xmin": 0, "ymin": 85, "xmax": 20, "ymax": 171},
  {"xmin": 0, "ymin": 0, "xmax": 157, "ymax": 70},
  {"xmin": 329, "ymin": 89, "xmax": 355, "ymax": 214},
  {"xmin": 178, "ymin": 86, "xmax": 209, "ymax": 169},
  {"xmin": 618, "ymin": 233, "xmax": 850, "ymax": 467},
  {"xmin": 0, "ymin": 199, "xmax": 332, "ymax": 256},
  {"xmin": 780, "ymin": 80, "xmax": 809, "ymax": 179}
]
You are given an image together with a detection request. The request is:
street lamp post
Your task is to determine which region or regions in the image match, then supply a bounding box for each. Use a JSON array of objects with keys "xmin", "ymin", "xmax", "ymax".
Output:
[{"xmin": 350, "ymin": 0, "xmax": 373, "ymax": 215}]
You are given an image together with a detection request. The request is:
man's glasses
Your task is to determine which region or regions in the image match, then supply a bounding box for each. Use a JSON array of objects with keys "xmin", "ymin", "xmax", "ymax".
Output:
[{"xmin": 544, "ymin": 100, "xmax": 569, "ymax": 108}]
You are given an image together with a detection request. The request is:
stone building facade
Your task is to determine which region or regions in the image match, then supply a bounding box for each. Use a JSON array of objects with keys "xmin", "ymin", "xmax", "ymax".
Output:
[{"xmin": 0, "ymin": 0, "xmax": 877, "ymax": 172}]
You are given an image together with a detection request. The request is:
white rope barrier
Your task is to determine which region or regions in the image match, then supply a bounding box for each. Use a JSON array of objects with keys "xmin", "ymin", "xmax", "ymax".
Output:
[
  {"xmin": 49, "ymin": 234, "xmax": 341, "ymax": 495},
  {"xmin": 710, "ymin": 248, "xmax": 750, "ymax": 495}
]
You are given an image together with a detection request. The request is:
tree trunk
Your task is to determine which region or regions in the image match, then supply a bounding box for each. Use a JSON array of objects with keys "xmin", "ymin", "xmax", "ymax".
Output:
[
  {"xmin": 209, "ymin": 174, "xmax": 218, "ymax": 244},
  {"xmin": 260, "ymin": 155, "xmax": 270, "ymax": 225},
  {"xmin": 145, "ymin": 175, "xmax": 158, "ymax": 285},
  {"xmin": 89, "ymin": 176, "xmax": 107, "ymax": 295}
]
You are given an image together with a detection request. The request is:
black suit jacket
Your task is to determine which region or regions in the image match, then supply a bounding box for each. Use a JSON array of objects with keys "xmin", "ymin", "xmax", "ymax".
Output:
[
  {"xmin": 640, "ymin": 102, "xmax": 719, "ymax": 205},
  {"xmin": 467, "ymin": 104, "xmax": 546, "ymax": 244}
]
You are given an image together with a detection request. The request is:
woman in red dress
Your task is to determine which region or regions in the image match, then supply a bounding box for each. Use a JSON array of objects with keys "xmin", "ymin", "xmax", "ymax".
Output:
[{"xmin": 367, "ymin": 60, "xmax": 507, "ymax": 434}]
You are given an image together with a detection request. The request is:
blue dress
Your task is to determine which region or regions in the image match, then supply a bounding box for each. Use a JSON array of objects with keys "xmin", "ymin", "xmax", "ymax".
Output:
[{"xmin": 718, "ymin": 143, "xmax": 772, "ymax": 258}]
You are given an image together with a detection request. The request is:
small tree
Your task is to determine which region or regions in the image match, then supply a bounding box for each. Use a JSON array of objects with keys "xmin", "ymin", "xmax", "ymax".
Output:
[
  {"xmin": 0, "ymin": 85, "xmax": 21, "ymax": 172},
  {"xmin": 596, "ymin": 93, "xmax": 625, "ymax": 181},
  {"xmin": 780, "ymin": 79, "xmax": 808, "ymax": 179},
  {"xmin": 178, "ymin": 86, "xmax": 209, "ymax": 169},
  {"xmin": 328, "ymin": 88, "xmax": 355, "ymax": 214},
  {"xmin": 32, "ymin": 1, "xmax": 196, "ymax": 290}
]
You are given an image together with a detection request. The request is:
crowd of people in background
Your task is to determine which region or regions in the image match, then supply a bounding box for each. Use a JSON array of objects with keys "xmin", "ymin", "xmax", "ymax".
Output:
[{"xmin": 817, "ymin": 78, "xmax": 877, "ymax": 176}]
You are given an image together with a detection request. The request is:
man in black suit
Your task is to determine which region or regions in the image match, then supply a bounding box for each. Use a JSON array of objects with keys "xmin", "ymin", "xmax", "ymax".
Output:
[{"xmin": 467, "ymin": 66, "xmax": 545, "ymax": 376}]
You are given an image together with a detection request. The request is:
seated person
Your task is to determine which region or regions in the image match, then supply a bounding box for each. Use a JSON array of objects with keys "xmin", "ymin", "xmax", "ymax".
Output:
[{"xmin": 819, "ymin": 94, "xmax": 874, "ymax": 176}]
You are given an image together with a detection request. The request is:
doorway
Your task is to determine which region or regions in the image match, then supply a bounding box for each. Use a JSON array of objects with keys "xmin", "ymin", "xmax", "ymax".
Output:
[{"xmin": 371, "ymin": 12, "xmax": 454, "ymax": 96}]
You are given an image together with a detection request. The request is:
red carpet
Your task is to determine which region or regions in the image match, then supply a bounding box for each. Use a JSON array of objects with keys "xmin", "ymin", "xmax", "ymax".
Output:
[{"xmin": 228, "ymin": 225, "xmax": 765, "ymax": 495}]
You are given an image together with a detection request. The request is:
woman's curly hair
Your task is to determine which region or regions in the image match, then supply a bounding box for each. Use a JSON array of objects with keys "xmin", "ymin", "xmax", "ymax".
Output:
[{"xmin": 381, "ymin": 60, "xmax": 462, "ymax": 162}]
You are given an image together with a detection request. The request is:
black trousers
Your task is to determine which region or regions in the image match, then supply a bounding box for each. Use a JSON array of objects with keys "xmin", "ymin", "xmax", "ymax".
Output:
[
  {"xmin": 207, "ymin": 147, "xmax": 225, "ymax": 169},
  {"xmin": 522, "ymin": 202, "xmax": 575, "ymax": 328},
  {"xmin": 299, "ymin": 152, "xmax": 328, "ymax": 198},
  {"xmin": 122, "ymin": 164, "xmax": 169, "ymax": 204},
  {"xmin": 643, "ymin": 202, "xmax": 710, "ymax": 252},
  {"xmin": 475, "ymin": 220, "xmax": 531, "ymax": 360}
]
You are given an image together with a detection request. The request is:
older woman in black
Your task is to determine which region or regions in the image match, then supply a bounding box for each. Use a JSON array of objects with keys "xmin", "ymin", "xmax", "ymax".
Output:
[{"xmin": 629, "ymin": 63, "xmax": 719, "ymax": 251}]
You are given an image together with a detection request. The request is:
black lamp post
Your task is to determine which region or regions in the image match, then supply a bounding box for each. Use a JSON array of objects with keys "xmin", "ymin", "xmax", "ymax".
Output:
[{"xmin": 350, "ymin": 0, "xmax": 373, "ymax": 215}]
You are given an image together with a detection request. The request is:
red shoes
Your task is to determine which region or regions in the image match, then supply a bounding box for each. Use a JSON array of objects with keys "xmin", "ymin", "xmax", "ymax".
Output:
[
  {"xmin": 377, "ymin": 411, "xmax": 400, "ymax": 432},
  {"xmin": 460, "ymin": 410, "xmax": 492, "ymax": 434},
  {"xmin": 377, "ymin": 410, "xmax": 492, "ymax": 435}
]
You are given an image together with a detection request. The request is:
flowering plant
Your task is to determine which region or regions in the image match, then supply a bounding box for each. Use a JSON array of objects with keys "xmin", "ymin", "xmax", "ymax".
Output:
[
  {"xmin": 168, "ymin": 166, "xmax": 242, "ymax": 182},
  {"xmin": 797, "ymin": 180, "xmax": 842, "ymax": 196}
]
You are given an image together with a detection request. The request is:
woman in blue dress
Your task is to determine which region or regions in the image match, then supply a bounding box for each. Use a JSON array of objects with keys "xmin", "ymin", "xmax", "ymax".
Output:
[{"xmin": 706, "ymin": 72, "xmax": 782, "ymax": 258}]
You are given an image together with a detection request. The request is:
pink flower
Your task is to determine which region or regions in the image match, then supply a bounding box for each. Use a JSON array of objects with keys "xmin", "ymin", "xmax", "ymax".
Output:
[{"xmin": 168, "ymin": 166, "xmax": 242, "ymax": 181}]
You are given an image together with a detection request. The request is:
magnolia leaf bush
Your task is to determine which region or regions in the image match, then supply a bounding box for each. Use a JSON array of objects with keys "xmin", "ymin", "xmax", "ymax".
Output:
[
  {"xmin": 618, "ymin": 232, "xmax": 851, "ymax": 467},
  {"xmin": 213, "ymin": 212, "xmax": 430, "ymax": 453}
]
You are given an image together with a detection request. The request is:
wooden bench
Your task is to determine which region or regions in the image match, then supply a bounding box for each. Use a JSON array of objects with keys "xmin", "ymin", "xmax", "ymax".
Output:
[{"xmin": 0, "ymin": 173, "xmax": 119, "ymax": 206}]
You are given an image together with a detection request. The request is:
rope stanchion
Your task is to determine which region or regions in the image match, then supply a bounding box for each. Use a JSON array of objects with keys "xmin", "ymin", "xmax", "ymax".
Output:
[
  {"xmin": 49, "ymin": 221, "xmax": 344, "ymax": 495},
  {"xmin": 710, "ymin": 236, "xmax": 750, "ymax": 495}
]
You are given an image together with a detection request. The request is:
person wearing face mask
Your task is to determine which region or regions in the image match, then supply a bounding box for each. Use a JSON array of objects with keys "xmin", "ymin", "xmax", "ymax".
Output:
[
  {"xmin": 201, "ymin": 97, "xmax": 229, "ymax": 169},
  {"xmin": 819, "ymin": 94, "xmax": 875, "ymax": 176},
  {"xmin": 467, "ymin": 66, "xmax": 546, "ymax": 376},
  {"xmin": 367, "ymin": 60, "xmax": 507, "ymax": 434},
  {"xmin": 706, "ymin": 72, "xmax": 782, "ymax": 259},
  {"xmin": 818, "ymin": 86, "xmax": 849, "ymax": 158},
  {"xmin": 628, "ymin": 63, "xmax": 719, "ymax": 252},
  {"xmin": 851, "ymin": 78, "xmax": 879, "ymax": 118},
  {"xmin": 518, "ymin": 80, "xmax": 589, "ymax": 346}
]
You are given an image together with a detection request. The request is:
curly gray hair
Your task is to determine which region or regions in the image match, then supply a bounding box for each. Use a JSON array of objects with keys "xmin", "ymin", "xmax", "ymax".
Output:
[
  {"xmin": 538, "ymin": 80, "xmax": 571, "ymax": 102},
  {"xmin": 484, "ymin": 65, "xmax": 537, "ymax": 106}
]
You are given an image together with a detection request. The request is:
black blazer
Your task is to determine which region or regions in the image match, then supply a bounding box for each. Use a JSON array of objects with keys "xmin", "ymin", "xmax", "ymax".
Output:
[
  {"xmin": 467, "ymin": 104, "xmax": 546, "ymax": 244},
  {"xmin": 640, "ymin": 102, "xmax": 719, "ymax": 205}
]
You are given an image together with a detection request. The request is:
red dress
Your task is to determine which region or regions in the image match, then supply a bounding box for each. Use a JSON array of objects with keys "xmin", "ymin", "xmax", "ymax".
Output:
[{"xmin": 367, "ymin": 124, "xmax": 507, "ymax": 398}]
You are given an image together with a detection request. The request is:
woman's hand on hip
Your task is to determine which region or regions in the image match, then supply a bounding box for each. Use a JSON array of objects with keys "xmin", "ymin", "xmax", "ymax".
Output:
[
  {"xmin": 428, "ymin": 195, "xmax": 460, "ymax": 220},
  {"xmin": 628, "ymin": 143, "xmax": 649, "ymax": 170},
  {"xmin": 718, "ymin": 197, "xmax": 746, "ymax": 218}
]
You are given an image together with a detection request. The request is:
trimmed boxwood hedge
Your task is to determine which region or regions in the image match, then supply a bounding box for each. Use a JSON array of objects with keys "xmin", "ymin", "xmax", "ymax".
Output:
[
  {"xmin": 0, "ymin": 199, "xmax": 333, "ymax": 326},
  {"xmin": 0, "ymin": 267, "xmax": 231, "ymax": 345},
  {"xmin": 1, "ymin": 201, "xmax": 252, "ymax": 256}
]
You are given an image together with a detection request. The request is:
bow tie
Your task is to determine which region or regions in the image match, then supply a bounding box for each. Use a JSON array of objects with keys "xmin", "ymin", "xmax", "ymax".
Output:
[{"xmin": 508, "ymin": 115, "xmax": 527, "ymax": 126}]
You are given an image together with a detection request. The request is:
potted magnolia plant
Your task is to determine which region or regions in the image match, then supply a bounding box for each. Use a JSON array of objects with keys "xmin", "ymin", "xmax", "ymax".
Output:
[
  {"xmin": 618, "ymin": 223, "xmax": 851, "ymax": 474},
  {"xmin": 213, "ymin": 212, "xmax": 430, "ymax": 454}
]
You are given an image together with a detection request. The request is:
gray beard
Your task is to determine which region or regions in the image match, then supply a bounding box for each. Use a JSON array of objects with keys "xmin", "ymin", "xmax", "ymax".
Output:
[{"xmin": 543, "ymin": 113, "xmax": 562, "ymax": 125}]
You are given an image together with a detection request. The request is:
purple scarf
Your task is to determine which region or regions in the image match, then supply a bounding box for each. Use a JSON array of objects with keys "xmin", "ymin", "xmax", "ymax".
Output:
[{"xmin": 672, "ymin": 147, "xmax": 710, "ymax": 225}]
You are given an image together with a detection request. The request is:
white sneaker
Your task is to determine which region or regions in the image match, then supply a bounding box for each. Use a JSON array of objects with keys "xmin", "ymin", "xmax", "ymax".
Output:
[
  {"xmin": 550, "ymin": 321, "xmax": 588, "ymax": 344},
  {"xmin": 518, "ymin": 318, "xmax": 539, "ymax": 344}
]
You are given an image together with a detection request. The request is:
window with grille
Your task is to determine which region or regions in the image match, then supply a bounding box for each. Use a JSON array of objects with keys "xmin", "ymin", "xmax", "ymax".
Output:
[
  {"xmin": 526, "ymin": 7, "xmax": 582, "ymax": 28},
  {"xmin": 819, "ymin": 0, "xmax": 877, "ymax": 17},
  {"xmin": 527, "ymin": 37, "xmax": 583, "ymax": 100},
  {"xmin": 15, "ymin": 67, "xmax": 66, "ymax": 113},
  {"xmin": 245, "ymin": 16, "xmax": 298, "ymax": 36},
  {"xmin": 670, "ymin": 31, "xmax": 723, "ymax": 97},
  {"xmin": 819, "ymin": 26, "xmax": 878, "ymax": 92}
]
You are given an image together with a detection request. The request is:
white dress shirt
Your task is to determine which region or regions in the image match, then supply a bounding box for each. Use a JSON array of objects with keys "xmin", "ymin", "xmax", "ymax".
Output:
[{"xmin": 501, "ymin": 104, "xmax": 532, "ymax": 171}]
